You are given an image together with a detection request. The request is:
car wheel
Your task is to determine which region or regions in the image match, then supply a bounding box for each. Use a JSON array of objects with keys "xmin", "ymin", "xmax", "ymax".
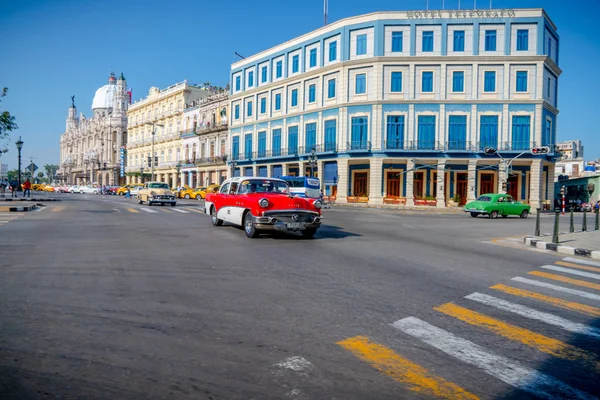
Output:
[
  {"xmin": 197, "ymin": 195, "xmax": 203, "ymax": 201},
  {"xmin": 520, "ymin": 210, "xmax": 529, "ymax": 219},
  {"xmin": 301, "ymin": 228, "xmax": 317, "ymax": 239},
  {"xmin": 147, "ymin": 201, "xmax": 152, "ymax": 206},
  {"xmin": 171, "ymin": 203, "xmax": 176, "ymax": 207},
  {"xmin": 244, "ymin": 211, "xmax": 259, "ymax": 238},
  {"xmin": 490, "ymin": 210, "xmax": 498, "ymax": 219},
  {"xmin": 470, "ymin": 212, "xmax": 478, "ymax": 218},
  {"xmin": 184, "ymin": 194, "xmax": 190, "ymax": 199},
  {"xmin": 211, "ymin": 206, "xmax": 222, "ymax": 226},
  {"xmin": 80, "ymin": 191, "xmax": 84, "ymax": 194},
  {"xmin": 137, "ymin": 196, "xmax": 143, "ymax": 205}
]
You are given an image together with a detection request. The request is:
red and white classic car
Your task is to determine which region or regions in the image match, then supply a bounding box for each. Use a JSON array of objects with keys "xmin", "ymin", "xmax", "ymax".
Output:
[{"xmin": 204, "ymin": 177, "xmax": 323, "ymax": 238}]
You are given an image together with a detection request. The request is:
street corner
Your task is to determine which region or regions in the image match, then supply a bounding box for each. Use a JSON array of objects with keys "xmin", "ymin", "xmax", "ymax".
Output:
[
  {"xmin": 0, "ymin": 203, "xmax": 39, "ymax": 212},
  {"xmin": 523, "ymin": 231, "xmax": 600, "ymax": 260}
]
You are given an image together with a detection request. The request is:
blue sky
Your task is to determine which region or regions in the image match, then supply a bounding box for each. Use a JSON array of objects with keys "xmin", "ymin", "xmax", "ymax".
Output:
[{"xmin": 0, "ymin": 0, "xmax": 598, "ymax": 170}]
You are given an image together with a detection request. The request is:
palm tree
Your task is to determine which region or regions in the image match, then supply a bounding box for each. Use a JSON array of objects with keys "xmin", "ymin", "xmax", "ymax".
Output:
[
  {"xmin": 44, "ymin": 164, "xmax": 58, "ymax": 183},
  {"xmin": 37, "ymin": 171, "xmax": 44, "ymax": 184}
]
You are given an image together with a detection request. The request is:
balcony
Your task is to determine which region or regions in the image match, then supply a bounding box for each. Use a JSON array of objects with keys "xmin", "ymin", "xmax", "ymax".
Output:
[
  {"xmin": 180, "ymin": 122, "xmax": 229, "ymax": 138},
  {"xmin": 194, "ymin": 155, "xmax": 227, "ymax": 167},
  {"xmin": 298, "ymin": 143, "xmax": 338, "ymax": 154},
  {"xmin": 346, "ymin": 141, "xmax": 372, "ymax": 152},
  {"xmin": 502, "ymin": 141, "xmax": 538, "ymax": 152}
]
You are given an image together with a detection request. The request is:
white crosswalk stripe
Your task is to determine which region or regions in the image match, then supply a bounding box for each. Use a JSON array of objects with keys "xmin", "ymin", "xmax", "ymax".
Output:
[
  {"xmin": 511, "ymin": 276, "xmax": 600, "ymax": 301},
  {"xmin": 392, "ymin": 317, "xmax": 596, "ymax": 400},
  {"xmin": 541, "ymin": 265, "xmax": 600, "ymax": 281},
  {"xmin": 171, "ymin": 208, "xmax": 189, "ymax": 213},
  {"xmin": 465, "ymin": 292, "xmax": 600, "ymax": 338},
  {"xmin": 139, "ymin": 208, "xmax": 158, "ymax": 213},
  {"xmin": 563, "ymin": 257, "xmax": 600, "ymax": 268}
]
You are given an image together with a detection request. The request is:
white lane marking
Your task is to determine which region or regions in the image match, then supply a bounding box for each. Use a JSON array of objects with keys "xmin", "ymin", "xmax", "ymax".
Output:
[
  {"xmin": 466, "ymin": 292, "xmax": 600, "ymax": 339},
  {"xmin": 512, "ymin": 277, "xmax": 600, "ymax": 302},
  {"xmin": 563, "ymin": 257, "xmax": 600, "ymax": 268},
  {"xmin": 392, "ymin": 317, "xmax": 596, "ymax": 400},
  {"xmin": 275, "ymin": 356, "xmax": 312, "ymax": 372},
  {"xmin": 170, "ymin": 208, "xmax": 189, "ymax": 213},
  {"xmin": 139, "ymin": 208, "xmax": 158, "ymax": 213},
  {"xmin": 541, "ymin": 265, "xmax": 600, "ymax": 281},
  {"xmin": 112, "ymin": 208, "xmax": 122, "ymax": 213}
]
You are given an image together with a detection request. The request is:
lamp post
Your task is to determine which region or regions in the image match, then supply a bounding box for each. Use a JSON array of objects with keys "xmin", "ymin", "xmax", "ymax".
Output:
[
  {"xmin": 15, "ymin": 136, "xmax": 23, "ymax": 189},
  {"xmin": 175, "ymin": 162, "xmax": 181, "ymax": 188},
  {"xmin": 308, "ymin": 147, "xmax": 317, "ymax": 177},
  {"xmin": 229, "ymin": 160, "xmax": 237, "ymax": 178},
  {"xmin": 140, "ymin": 166, "xmax": 145, "ymax": 184},
  {"xmin": 145, "ymin": 122, "xmax": 164, "ymax": 181}
]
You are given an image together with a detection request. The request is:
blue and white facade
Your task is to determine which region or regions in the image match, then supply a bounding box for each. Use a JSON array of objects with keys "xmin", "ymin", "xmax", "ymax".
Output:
[{"xmin": 229, "ymin": 9, "xmax": 560, "ymax": 209}]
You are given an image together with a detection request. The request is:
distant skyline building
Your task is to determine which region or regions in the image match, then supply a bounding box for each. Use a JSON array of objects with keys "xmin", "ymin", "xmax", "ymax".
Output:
[
  {"xmin": 228, "ymin": 8, "xmax": 560, "ymax": 210},
  {"xmin": 58, "ymin": 72, "xmax": 129, "ymax": 185}
]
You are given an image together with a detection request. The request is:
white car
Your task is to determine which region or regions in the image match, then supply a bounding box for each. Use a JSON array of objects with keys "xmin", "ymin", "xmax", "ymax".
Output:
[
  {"xmin": 80, "ymin": 185, "xmax": 100, "ymax": 194},
  {"xmin": 129, "ymin": 185, "xmax": 143, "ymax": 196},
  {"xmin": 68, "ymin": 185, "xmax": 81, "ymax": 193}
]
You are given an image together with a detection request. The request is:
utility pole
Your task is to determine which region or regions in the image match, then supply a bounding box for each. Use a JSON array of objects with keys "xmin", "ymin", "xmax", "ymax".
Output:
[{"xmin": 324, "ymin": 0, "xmax": 328, "ymax": 26}]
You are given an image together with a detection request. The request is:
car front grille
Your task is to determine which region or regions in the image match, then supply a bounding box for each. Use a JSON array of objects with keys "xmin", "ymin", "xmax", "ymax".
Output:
[{"xmin": 264, "ymin": 211, "xmax": 317, "ymax": 223}]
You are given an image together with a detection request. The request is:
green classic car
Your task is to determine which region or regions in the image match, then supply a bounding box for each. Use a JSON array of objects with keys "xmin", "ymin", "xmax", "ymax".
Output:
[{"xmin": 464, "ymin": 193, "xmax": 531, "ymax": 219}]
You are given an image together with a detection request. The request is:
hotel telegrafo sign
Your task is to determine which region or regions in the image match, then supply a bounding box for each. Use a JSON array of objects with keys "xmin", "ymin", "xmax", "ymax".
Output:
[{"xmin": 407, "ymin": 9, "xmax": 516, "ymax": 19}]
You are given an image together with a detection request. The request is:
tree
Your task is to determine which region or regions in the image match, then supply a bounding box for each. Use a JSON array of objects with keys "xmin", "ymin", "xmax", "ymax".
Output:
[
  {"xmin": 6, "ymin": 169, "xmax": 18, "ymax": 182},
  {"xmin": 0, "ymin": 87, "xmax": 18, "ymax": 154},
  {"xmin": 44, "ymin": 164, "xmax": 58, "ymax": 183},
  {"xmin": 37, "ymin": 171, "xmax": 45, "ymax": 183}
]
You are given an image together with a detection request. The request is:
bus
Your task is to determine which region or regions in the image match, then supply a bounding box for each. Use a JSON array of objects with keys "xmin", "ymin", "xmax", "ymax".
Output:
[{"xmin": 280, "ymin": 176, "xmax": 321, "ymax": 199}]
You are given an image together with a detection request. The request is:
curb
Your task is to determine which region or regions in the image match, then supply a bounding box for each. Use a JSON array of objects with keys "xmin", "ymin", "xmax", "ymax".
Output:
[
  {"xmin": 524, "ymin": 236, "xmax": 600, "ymax": 260},
  {"xmin": 1, "ymin": 204, "xmax": 39, "ymax": 212},
  {"xmin": 328, "ymin": 203, "xmax": 465, "ymax": 214},
  {"xmin": 1, "ymin": 198, "xmax": 61, "ymax": 202}
]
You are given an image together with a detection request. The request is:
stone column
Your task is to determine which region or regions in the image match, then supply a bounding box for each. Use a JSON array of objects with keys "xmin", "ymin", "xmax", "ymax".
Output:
[
  {"xmin": 267, "ymin": 164, "xmax": 272, "ymax": 178},
  {"xmin": 368, "ymin": 158, "xmax": 383, "ymax": 205},
  {"xmin": 529, "ymin": 159, "xmax": 544, "ymax": 211},
  {"xmin": 336, "ymin": 158, "xmax": 349, "ymax": 204},
  {"xmin": 498, "ymin": 160, "xmax": 508, "ymax": 193},
  {"xmin": 317, "ymin": 160, "xmax": 324, "ymax": 188},
  {"xmin": 406, "ymin": 159, "xmax": 415, "ymax": 206},
  {"xmin": 436, "ymin": 160, "xmax": 446, "ymax": 207},
  {"xmin": 252, "ymin": 165, "xmax": 258, "ymax": 177},
  {"xmin": 467, "ymin": 160, "xmax": 477, "ymax": 202}
]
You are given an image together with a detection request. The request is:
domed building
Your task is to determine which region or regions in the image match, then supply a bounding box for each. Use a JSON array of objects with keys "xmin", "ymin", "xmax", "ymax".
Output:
[{"xmin": 59, "ymin": 72, "xmax": 129, "ymax": 186}]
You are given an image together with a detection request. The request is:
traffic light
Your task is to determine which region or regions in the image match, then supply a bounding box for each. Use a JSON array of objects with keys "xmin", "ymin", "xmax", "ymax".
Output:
[
  {"xmin": 531, "ymin": 146, "xmax": 550, "ymax": 155},
  {"xmin": 103, "ymin": 162, "xmax": 107, "ymax": 169},
  {"xmin": 501, "ymin": 181, "xmax": 507, "ymax": 192},
  {"xmin": 147, "ymin": 156, "xmax": 152, "ymax": 167},
  {"xmin": 560, "ymin": 186, "xmax": 566, "ymax": 195},
  {"xmin": 154, "ymin": 156, "xmax": 159, "ymax": 165},
  {"xmin": 483, "ymin": 147, "xmax": 497, "ymax": 155}
]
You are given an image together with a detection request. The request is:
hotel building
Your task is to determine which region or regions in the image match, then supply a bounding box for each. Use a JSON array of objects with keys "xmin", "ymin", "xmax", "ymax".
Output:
[{"xmin": 228, "ymin": 8, "xmax": 560, "ymax": 209}]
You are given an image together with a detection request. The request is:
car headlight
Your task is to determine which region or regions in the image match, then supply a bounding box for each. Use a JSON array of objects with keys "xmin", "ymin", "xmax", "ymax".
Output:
[
  {"xmin": 259, "ymin": 198, "xmax": 269, "ymax": 208},
  {"xmin": 313, "ymin": 200, "xmax": 322, "ymax": 209}
]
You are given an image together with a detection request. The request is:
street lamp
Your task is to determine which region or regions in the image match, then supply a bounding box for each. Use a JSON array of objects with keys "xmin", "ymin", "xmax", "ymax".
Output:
[
  {"xmin": 15, "ymin": 136, "xmax": 23, "ymax": 189},
  {"xmin": 229, "ymin": 160, "xmax": 237, "ymax": 178},
  {"xmin": 175, "ymin": 162, "xmax": 181, "ymax": 188},
  {"xmin": 308, "ymin": 147, "xmax": 317, "ymax": 177},
  {"xmin": 145, "ymin": 122, "xmax": 164, "ymax": 181}
]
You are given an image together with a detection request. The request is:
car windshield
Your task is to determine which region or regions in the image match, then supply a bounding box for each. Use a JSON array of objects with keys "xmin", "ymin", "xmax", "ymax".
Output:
[
  {"xmin": 284, "ymin": 177, "xmax": 306, "ymax": 187},
  {"xmin": 476, "ymin": 196, "xmax": 492, "ymax": 202},
  {"xmin": 148, "ymin": 183, "xmax": 170, "ymax": 189},
  {"xmin": 237, "ymin": 179, "xmax": 289, "ymax": 195}
]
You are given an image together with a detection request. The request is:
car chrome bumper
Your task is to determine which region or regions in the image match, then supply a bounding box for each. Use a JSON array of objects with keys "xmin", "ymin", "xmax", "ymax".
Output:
[
  {"xmin": 464, "ymin": 209, "xmax": 488, "ymax": 215},
  {"xmin": 251, "ymin": 215, "xmax": 323, "ymax": 232}
]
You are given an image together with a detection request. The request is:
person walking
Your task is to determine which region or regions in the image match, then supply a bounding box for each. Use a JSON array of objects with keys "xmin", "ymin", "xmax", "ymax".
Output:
[
  {"xmin": 0, "ymin": 178, "xmax": 7, "ymax": 197},
  {"xmin": 10, "ymin": 179, "xmax": 18, "ymax": 198},
  {"xmin": 594, "ymin": 200, "xmax": 600, "ymax": 214},
  {"xmin": 23, "ymin": 179, "xmax": 32, "ymax": 198}
]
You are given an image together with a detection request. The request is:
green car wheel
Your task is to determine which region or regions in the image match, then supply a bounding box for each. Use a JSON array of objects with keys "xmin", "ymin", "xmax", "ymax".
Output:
[{"xmin": 490, "ymin": 210, "xmax": 498, "ymax": 219}]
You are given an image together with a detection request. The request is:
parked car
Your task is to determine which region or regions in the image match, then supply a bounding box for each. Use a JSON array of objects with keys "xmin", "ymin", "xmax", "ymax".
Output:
[
  {"xmin": 68, "ymin": 185, "xmax": 81, "ymax": 193},
  {"xmin": 178, "ymin": 186, "xmax": 198, "ymax": 199},
  {"xmin": 80, "ymin": 185, "xmax": 100, "ymax": 194},
  {"xmin": 463, "ymin": 193, "xmax": 531, "ymax": 219},
  {"xmin": 53, "ymin": 185, "xmax": 69, "ymax": 193},
  {"xmin": 204, "ymin": 177, "xmax": 323, "ymax": 238},
  {"xmin": 129, "ymin": 185, "xmax": 143, "ymax": 196},
  {"xmin": 136, "ymin": 182, "xmax": 176, "ymax": 206}
]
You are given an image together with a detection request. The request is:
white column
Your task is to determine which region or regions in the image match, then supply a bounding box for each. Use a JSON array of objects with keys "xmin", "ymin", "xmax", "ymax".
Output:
[
  {"xmin": 368, "ymin": 158, "xmax": 383, "ymax": 205},
  {"xmin": 529, "ymin": 159, "xmax": 543, "ymax": 211},
  {"xmin": 406, "ymin": 159, "xmax": 415, "ymax": 206},
  {"xmin": 336, "ymin": 158, "xmax": 349, "ymax": 203},
  {"xmin": 498, "ymin": 160, "xmax": 508, "ymax": 193},
  {"xmin": 436, "ymin": 160, "xmax": 446, "ymax": 207},
  {"xmin": 467, "ymin": 160, "xmax": 477, "ymax": 202}
]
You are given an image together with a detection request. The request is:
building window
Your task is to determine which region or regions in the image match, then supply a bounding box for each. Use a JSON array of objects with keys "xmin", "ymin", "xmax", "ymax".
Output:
[
  {"xmin": 516, "ymin": 29, "xmax": 529, "ymax": 51},
  {"xmin": 276, "ymin": 61, "xmax": 283, "ymax": 78},
  {"xmin": 248, "ymin": 71, "xmax": 254, "ymax": 87},
  {"xmin": 272, "ymin": 128, "xmax": 281, "ymax": 156},
  {"xmin": 511, "ymin": 115, "xmax": 531, "ymax": 150},
  {"xmin": 329, "ymin": 41, "xmax": 337, "ymax": 61},
  {"xmin": 453, "ymin": 30, "xmax": 465, "ymax": 51},
  {"xmin": 258, "ymin": 131, "xmax": 267, "ymax": 158},
  {"xmin": 448, "ymin": 115, "xmax": 467, "ymax": 150},
  {"xmin": 544, "ymin": 118, "xmax": 553, "ymax": 146},
  {"xmin": 391, "ymin": 72, "xmax": 402, "ymax": 92},
  {"xmin": 309, "ymin": 48, "xmax": 317, "ymax": 67},
  {"xmin": 516, "ymin": 71, "xmax": 527, "ymax": 92},
  {"xmin": 232, "ymin": 136, "xmax": 239, "ymax": 160},
  {"xmin": 288, "ymin": 126, "xmax": 298, "ymax": 154},
  {"xmin": 422, "ymin": 31, "xmax": 433, "ymax": 52},
  {"xmin": 355, "ymin": 73, "xmax": 366, "ymax": 94},
  {"xmin": 386, "ymin": 115, "xmax": 405, "ymax": 149},
  {"xmin": 327, "ymin": 78, "xmax": 336, "ymax": 98},
  {"xmin": 244, "ymin": 133, "xmax": 253, "ymax": 159},
  {"xmin": 324, "ymin": 119, "xmax": 336, "ymax": 151},
  {"xmin": 452, "ymin": 71, "xmax": 464, "ymax": 92},
  {"xmin": 485, "ymin": 30, "xmax": 497, "ymax": 51},
  {"xmin": 235, "ymin": 76, "xmax": 240, "ymax": 91},
  {"xmin": 350, "ymin": 116, "xmax": 368, "ymax": 149},
  {"xmin": 261, "ymin": 66, "xmax": 267, "ymax": 83},
  {"xmin": 305, "ymin": 122, "xmax": 316, "ymax": 151},
  {"xmin": 547, "ymin": 37, "xmax": 552, "ymax": 58},
  {"xmin": 291, "ymin": 89, "xmax": 298, "ymax": 107},
  {"xmin": 234, "ymin": 104, "xmax": 240, "ymax": 120},
  {"xmin": 356, "ymin": 34, "xmax": 367, "ymax": 55},
  {"xmin": 392, "ymin": 31, "xmax": 403, "ymax": 52},
  {"xmin": 292, "ymin": 55, "xmax": 299, "ymax": 73},
  {"xmin": 260, "ymin": 98, "xmax": 266, "ymax": 114},
  {"xmin": 547, "ymin": 77, "xmax": 551, "ymax": 97},
  {"xmin": 247, "ymin": 101, "xmax": 253, "ymax": 117},
  {"xmin": 484, "ymin": 71, "xmax": 496, "ymax": 92},
  {"xmin": 275, "ymin": 93, "xmax": 281, "ymax": 110},
  {"xmin": 480, "ymin": 115, "xmax": 498, "ymax": 150},
  {"xmin": 422, "ymin": 71, "xmax": 433, "ymax": 92},
  {"xmin": 417, "ymin": 115, "xmax": 436, "ymax": 149},
  {"xmin": 308, "ymin": 84, "xmax": 316, "ymax": 103}
]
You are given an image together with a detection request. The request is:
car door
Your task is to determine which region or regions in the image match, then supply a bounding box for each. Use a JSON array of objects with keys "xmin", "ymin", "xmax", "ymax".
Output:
[
  {"xmin": 214, "ymin": 183, "xmax": 232, "ymax": 222},
  {"xmin": 227, "ymin": 182, "xmax": 246, "ymax": 226},
  {"xmin": 504, "ymin": 195, "xmax": 518, "ymax": 215}
]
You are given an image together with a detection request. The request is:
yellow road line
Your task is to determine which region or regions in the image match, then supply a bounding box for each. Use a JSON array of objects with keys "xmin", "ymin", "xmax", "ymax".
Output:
[
  {"xmin": 555, "ymin": 261, "xmax": 600, "ymax": 274},
  {"xmin": 185, "ymin": 208, "xmax": 205, "ymax": 214},
  {"xmin": 126, "ymin": 208, "xmax": 140, "ymax": 213},
  {"xmin": 51, "ymin": 206, "xmax": 65, "ymax": 212},
  {"xmin": 435, "ymin": 303, "xmax": 600, "ymax": 371},
  {"xmin": 337, "ymin": 335, "xmax": 479, "ymax": 400},
  {"xmin": 529, "ymin": 271, "xmax": 600, "ymax": 291},
  {"xmin": 161, "ymin": 208, "xmax": 173, "ymax": 213},
  {"xmin": 491, "ymin": 284, "xmax": 600, "ymax": 318}
]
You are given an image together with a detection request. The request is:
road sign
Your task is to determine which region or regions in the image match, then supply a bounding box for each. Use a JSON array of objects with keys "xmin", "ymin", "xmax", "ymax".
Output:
[{"xmin": 27, "ymin": 163, "xmax": 38, "ymax": 172}]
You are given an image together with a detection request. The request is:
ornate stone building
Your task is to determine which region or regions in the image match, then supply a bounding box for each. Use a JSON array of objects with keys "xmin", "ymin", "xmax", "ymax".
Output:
[{"xmin": 59, "ymin": 72, "xmax": 129, "ymax": 185}]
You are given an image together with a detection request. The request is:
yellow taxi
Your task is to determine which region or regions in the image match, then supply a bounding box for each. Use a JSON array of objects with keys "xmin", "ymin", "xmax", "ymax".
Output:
[
  {"xmin": 178, "ymin": 186, "xmax": 197, "ymax": 199},
  {"xmin": 116, "ymin": 184, "xmax": 137, "ymax": 195},
  {"xmin": 192, "ymin": 184, "xmax": 220, "ymax": 200},
  {"xmin": 43, "ymin": 185, "xmax": 56, "ymax": 192}
]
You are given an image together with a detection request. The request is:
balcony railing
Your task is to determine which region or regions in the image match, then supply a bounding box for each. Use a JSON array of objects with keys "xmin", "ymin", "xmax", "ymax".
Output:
[
  {"xmin": 297, "ymin": 143, "xmax": 338, "ymax": 154},
  {"xmin": 346, "ymin": 141, "xmax": 372, "ymax": 151},
  {"xmin": 180, "ymin": 122, "xmax": 229, "ymax": 137},
  {"xmin": 193, "ymin": 156, "xmax": 227, "ymax": 167},
  {"xmin": 502, "ymin": 141, "xmax": 538, "ymax": 151}
]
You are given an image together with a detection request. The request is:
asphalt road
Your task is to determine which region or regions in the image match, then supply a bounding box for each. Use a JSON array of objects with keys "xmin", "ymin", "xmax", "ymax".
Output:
[{"xmin": 1, "ymin": 193, "xmax": 599, "ymax": 399}]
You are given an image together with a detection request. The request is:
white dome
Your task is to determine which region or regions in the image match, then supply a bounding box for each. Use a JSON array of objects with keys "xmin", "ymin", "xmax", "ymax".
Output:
[{"xmin": 91, "ymin": 84, "xmax": 117, "ymax": 110}]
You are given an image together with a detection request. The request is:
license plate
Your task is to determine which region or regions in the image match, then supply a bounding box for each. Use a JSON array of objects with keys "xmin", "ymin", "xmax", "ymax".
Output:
[{"xmin": 286, "ymin": 222, "xmax": 305, "ymax": 229}]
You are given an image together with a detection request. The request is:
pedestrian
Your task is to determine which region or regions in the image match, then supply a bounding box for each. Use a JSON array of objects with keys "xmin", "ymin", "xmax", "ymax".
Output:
[
  {"xmin": 10, "ymin": 179, "xmax": 18, "ymax": 198},
  {"xmin": 595, "ymin": 200, "xmax": 600, "ymax": 214},
  {"xmin": 22, "ymin": 179, "xmax": 31, "ymax": 198},
  {"xmin": 0, "ymin": 178, "xmax": 7, "ymax": 197}
]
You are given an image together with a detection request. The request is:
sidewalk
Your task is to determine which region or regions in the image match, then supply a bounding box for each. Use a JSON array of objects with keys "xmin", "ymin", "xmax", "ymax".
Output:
[
  {"xmin": 524, "ymin": 230, "xmax": 600, "ymax": 260},
  {"xmin": 329, "ymin": 203, "xmax": 465, "ymax": 214}
]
